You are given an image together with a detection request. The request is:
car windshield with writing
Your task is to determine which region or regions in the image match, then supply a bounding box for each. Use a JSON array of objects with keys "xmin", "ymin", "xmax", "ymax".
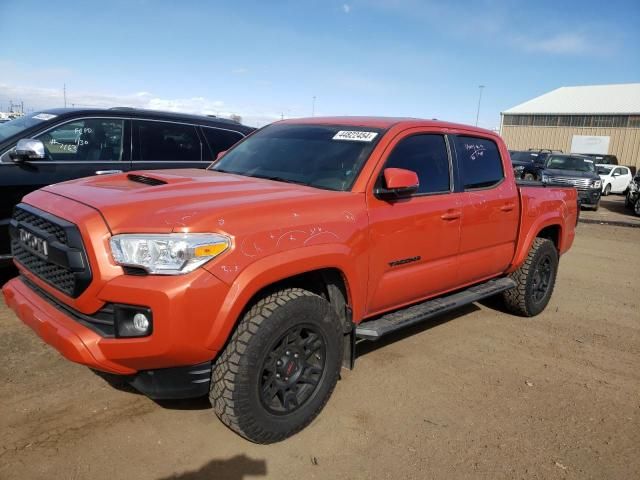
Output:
[
  {"xmin": 210, "ymin": 124, "xmax": 383, "ymax": 191},
  {"xmin": 546, "ymin": 155, "xmax": 595, "ymax": 172},
  {"xmin": 0, "ymin": 112, "xmax": 56, "ymax": 143}
]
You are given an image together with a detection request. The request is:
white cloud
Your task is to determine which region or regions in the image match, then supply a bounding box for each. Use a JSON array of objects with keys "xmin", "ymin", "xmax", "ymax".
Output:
[
  {"xmin": 342, "ymin": 3, "xmax": 351, "ymax": 13},
  {"xmin": 517, "ymin": 33, "xmax": 592, "ymax": 55},
  {"xmin": 0, "ymin": 83, "xmax": 280, "ymax": 127},
  {"xmin": 231, "ymin": 67, "xmax": 249, "ymax": 74}
]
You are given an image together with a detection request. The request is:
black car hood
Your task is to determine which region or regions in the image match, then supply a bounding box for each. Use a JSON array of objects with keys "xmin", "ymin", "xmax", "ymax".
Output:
[{"xmin": 544, "ymin": 168, "xmax": 599, "ymax": 180}]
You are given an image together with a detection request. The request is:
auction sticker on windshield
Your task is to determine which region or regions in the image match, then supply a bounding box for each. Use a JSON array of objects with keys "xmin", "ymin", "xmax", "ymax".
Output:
[{"xmin": 333, "ymin": 131, "xmax": 378, "ymax": 142}]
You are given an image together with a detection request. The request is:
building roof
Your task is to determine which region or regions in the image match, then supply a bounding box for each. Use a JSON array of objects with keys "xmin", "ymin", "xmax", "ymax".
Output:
[{"xmin": 503, "ymin": 83, "xmax": 640, "ymax": 115}]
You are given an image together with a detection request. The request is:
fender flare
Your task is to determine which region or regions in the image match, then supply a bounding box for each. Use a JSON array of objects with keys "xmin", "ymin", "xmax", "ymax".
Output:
[
  {"xmin": 204, "ymin": 244, "xmax": 361, "ymax": 352},
  {"xmin": 507, "ymin": 213, "xmax": 564, "ymax": 273}
]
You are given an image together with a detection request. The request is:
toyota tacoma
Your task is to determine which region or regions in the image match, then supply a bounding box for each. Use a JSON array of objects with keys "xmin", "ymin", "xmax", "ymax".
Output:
[{"xmin": 3, "ymin": 117, "xmax": 578, "ymax": 443}]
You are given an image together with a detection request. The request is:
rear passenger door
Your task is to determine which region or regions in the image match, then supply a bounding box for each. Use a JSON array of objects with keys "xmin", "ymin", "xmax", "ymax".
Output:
[
  {"xmin": 131, "ymin": 120, "xmax": 204, "ymax": 171},
  {"xmin": 454, "ymin": 135, "xmax": 520, "ymax": 286}
]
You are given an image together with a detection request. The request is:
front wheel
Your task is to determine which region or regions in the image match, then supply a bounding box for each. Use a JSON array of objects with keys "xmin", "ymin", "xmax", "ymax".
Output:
[
  {"xmin": 502, "ymin": 238, "xmax": 559, "ymax": 317},
  {"xmin": 210, "ymin": 288, "xmax": 343, "ymax": 444},
  {"xmin": 634, "ymin": 198, "xmax": 640, "ymax": 217},
  {"xmin": 603, "ymin": 184, "xmax": 611, "ymax": 196},
  {"xmin": 523, "ymin": 173, "xmax": 536, "ymax": 181}
]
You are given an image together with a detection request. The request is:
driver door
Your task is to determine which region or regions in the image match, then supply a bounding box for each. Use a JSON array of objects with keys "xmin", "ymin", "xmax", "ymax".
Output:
[{"xmin": 365, "ymin": 130, "xmax": 462, "ymax": 316}]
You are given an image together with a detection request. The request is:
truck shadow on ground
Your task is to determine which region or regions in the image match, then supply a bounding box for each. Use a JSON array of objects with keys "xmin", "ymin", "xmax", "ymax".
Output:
[{"xmin": 157, "ymin": 455, "xmax": 267, "ymax": 480}]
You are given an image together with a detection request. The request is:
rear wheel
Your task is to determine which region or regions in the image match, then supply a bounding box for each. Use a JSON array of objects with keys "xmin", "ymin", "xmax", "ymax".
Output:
[
  {"xmin": 210, "ymin": 288, "xmax": 343, "ymax": 444},
  {"xmin": 634, "ymin": 198, "xmax": 640, "ymax": 217},
  {"xmin": 503, "ymin": 238, "xmax": 558, "ymax": 317}
]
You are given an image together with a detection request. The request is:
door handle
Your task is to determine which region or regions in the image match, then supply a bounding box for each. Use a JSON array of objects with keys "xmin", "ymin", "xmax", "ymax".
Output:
[
  {"xmin": 500, "ymin": 203, "xmax": 515, "ymax": 212},
  {"xmin": 440, "ymin": 210, "xmax": 462, "ymax": 221},
  {"xmin": 95, "ymin": 170, "xmax": 123, "ymax": 175}
]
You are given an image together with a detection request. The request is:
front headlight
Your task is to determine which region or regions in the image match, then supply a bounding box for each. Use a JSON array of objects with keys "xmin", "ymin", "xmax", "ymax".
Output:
[
  {"xmin": 541, "ymin": 173, "xmax": 550, "ymax": 184},
  {"xmin": 592, "ymin": 180, "xmax": 602, "ymax": 189},
  {"xmin": 513, "ymin": 165, "xmax": 525, "ymax": 173},
  {"xmin": 110, "ymin": 233, "xmax": 231, "ymax": 275}
]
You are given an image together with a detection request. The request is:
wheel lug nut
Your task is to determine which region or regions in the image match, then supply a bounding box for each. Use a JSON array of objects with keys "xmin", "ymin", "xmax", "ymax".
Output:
[
  {"xmin": 285, "ymin": 350, "xmax": 290, "ymax": 355},
  {"xmin": 276, "ymin": 373, "xmax": 280, "ymax": 378},
  {"xmin": 276, "ymin": 360, "xmax": 282, "ymax": 366},
  {"xmin": 285, "ymin": 377, "xmax": 289, "ymax": 381},
  {"xmin": 294, "ymin": 353, "xmax": 299, "ymax": 358}
]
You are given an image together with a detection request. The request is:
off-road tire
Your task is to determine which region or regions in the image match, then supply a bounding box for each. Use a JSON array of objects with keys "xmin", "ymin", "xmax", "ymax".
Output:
[
  {"xmin": 502, "ymin": 238, "xmax": 559, "ymax": 317},
  {"xmin": 603, "ymin": 184, "xmax": 611, "ymax": 196},
  {"xmin": 210, "ymin": 288, "xmax": 343, "ymax": 444},
  {"xmin": 523, "ymin": 173, "xmax": 536, "ymax": 181}
]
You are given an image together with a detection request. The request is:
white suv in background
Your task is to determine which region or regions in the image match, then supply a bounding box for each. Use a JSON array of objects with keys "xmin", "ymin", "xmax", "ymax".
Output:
[{"xmin": 597, "ymin": 165, "xmax": 633, "ymax": 195}]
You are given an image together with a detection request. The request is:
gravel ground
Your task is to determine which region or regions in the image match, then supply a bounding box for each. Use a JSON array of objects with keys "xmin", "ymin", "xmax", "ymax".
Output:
[{"xmin": 0, "ymin": 223, "xmax": 638, "ymax": 480}]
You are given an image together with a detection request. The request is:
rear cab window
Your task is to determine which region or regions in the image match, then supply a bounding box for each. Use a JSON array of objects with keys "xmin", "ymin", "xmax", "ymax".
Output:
[{"xmin": 454, "ymin": 136, "xmax": 504, "ymax": 189}]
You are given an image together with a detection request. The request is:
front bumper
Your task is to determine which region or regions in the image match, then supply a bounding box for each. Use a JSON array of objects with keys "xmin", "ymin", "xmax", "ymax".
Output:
[
  {"xmin": 3, "ymin": 268, "xmax": 229, "ymax": 375},
  {"xmin": 577, "ymin": 188, "xmax": 601, "ymax": 207}
]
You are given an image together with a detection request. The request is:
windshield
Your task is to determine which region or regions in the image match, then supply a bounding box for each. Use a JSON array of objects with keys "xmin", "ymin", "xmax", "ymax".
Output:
[
  {"xmin": 597, "ymin": 165, "xmax": 614, "ymax": 174},
  {"xmin": 546, "ymin": 155, "xmax": 595, "ymax": 172},
  {"xmin": 0, "ymin": 112, "xmax": 56, "ymax": 142},
  {"xmin": 210, "ymin": 124, "xmax": 383, "ymax": 191}
]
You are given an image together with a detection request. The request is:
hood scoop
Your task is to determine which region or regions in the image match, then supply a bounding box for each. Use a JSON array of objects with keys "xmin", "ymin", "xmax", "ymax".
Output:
[{"xmin": 127, "ymin": 174, "xmax": 168, "ymax": 186}]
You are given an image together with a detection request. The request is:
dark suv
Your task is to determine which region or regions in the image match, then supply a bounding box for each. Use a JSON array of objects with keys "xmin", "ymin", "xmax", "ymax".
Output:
[
  {"xmin": 509, "ymin": 149, "xmax": 557, "ymax": 180},
  {"xmin": 541, "ymin": 154, "xmax": 602, "ymax": 210},
  {"xmin": 0, "ymin": 107, "xmax": 254, "ymax": 263}
]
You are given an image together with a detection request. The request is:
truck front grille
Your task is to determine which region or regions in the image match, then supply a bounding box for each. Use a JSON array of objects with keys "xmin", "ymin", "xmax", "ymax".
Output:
[
  {"xmin": 10, "ymin": 204, "xmax": 92, "ymax": 298},
  {"xmin": 546, "ymin": 176, "xmax": 592, "ymax": 189}
]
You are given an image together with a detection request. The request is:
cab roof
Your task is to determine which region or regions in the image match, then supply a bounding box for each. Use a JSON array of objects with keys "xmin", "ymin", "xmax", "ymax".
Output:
[{"xmin": 278, "ymin": 116, "xmax": 496, "ymax": 135}]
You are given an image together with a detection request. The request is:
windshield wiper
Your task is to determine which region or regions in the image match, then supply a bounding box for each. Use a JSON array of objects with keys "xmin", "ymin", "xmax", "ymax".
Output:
[{"xmin": 249, "ymin": 174, "xmax": 311, "ymax": 187}]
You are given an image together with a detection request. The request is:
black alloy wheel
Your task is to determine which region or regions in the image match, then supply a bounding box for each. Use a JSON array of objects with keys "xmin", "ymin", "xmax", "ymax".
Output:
[{"xmin": 260, "ymin": 325, "xmax": 327, "ymax": 415}]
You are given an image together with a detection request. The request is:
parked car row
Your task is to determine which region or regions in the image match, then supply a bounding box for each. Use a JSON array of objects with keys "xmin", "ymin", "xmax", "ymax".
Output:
[
  {"xmin": 0, "ymin": 107, "xmax": 255, "ymax": 263},
  {"xmin": 509, "ymin": 149, "xmax": 638, "ymax": 212}
]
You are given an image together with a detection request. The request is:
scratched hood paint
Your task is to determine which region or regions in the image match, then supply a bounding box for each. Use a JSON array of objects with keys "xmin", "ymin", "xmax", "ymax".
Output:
[
  {"xmin": 41, "ymin": 168, "xmax": 367, "ymax": 283},
  {"xmin": 42, "ymin": 169, "xmax": 347, "ymax": 230}
]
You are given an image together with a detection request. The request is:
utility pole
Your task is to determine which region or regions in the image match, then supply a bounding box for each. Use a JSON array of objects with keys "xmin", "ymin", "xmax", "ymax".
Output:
[
  {"xmin": 63, "ymin": 84, "xmax": 67, "ymax": 108},
  {"xmin": 475, "ymin": 85, "xmax": 485, "ymax": 127},
  {"xmin": 311, "ymin": 96, "xmax": 316, "ymax": 117}
]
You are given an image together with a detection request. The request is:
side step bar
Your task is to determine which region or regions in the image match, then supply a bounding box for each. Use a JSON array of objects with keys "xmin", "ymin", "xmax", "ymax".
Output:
[{"xmin": 355, "ymin": 277, "xmax": 516, "ymax": 340}]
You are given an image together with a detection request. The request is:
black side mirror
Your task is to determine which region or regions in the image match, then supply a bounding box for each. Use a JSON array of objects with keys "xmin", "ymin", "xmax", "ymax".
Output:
[{"xmin": 10, "ymin": 138, "xmax": 46, "ymax": 162}]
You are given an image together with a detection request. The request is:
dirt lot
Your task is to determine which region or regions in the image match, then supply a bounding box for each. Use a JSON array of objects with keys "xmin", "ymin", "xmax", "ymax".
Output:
[{"xmin": 1, "ymin": 223, "xmax": 638, "ymax": 480}]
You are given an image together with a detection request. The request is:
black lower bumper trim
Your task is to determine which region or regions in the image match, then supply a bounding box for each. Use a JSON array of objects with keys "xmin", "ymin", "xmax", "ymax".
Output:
[{"xmin": 128, "ymin": 361, "xmax": 213, "ymax": 399}]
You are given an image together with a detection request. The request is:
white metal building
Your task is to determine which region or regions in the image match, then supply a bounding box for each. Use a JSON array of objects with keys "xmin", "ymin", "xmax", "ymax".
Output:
[{"xmin": 500, "ymin": 83, "xmax": 640, "ymax": 170}]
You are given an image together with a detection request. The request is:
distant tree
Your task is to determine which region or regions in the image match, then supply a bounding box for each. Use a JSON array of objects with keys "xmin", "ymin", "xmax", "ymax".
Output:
[{"xmin": 230, "ymin": 114, "xmax": 242, "ymax": 123}]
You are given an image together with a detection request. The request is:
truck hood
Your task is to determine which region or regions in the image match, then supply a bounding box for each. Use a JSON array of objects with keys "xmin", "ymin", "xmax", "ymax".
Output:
[{"xmin": 40, "ymin": 169, "xmax": 352, "ymax": 233}]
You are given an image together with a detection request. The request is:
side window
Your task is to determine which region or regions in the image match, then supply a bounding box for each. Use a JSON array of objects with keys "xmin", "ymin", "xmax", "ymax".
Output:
[
  {"xmin": 136, "ymin": 121, "xmax": 201, "ymax": 161},
  {"xmin": 454, "ymin": 136, "xmax": 503, "ymax": 189},
  {"xmin": 382, "ymin": 134, "xmax": 450, "ymax": 194},
  {"xmin": 613, "ymin": 167, "xmax": 624, "ymax": 175},
  {"xmin": 202, "ymin": 127, "xmax": 244, "ymax": 159},
  {"xmin": 36, "ymin": 119, "xmax": 124, "ymax": 161}
]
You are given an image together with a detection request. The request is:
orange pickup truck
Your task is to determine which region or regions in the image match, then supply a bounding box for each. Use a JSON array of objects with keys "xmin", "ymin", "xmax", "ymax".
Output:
[{"xmin": 3, "ymin": 117, "xmax": 577, "ymax": 443}]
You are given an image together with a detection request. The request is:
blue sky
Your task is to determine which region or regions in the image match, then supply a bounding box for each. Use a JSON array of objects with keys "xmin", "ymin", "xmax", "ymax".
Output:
[{"xmin": 1, "ymin": 0, "xmax": 639, "ymax": 127}]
